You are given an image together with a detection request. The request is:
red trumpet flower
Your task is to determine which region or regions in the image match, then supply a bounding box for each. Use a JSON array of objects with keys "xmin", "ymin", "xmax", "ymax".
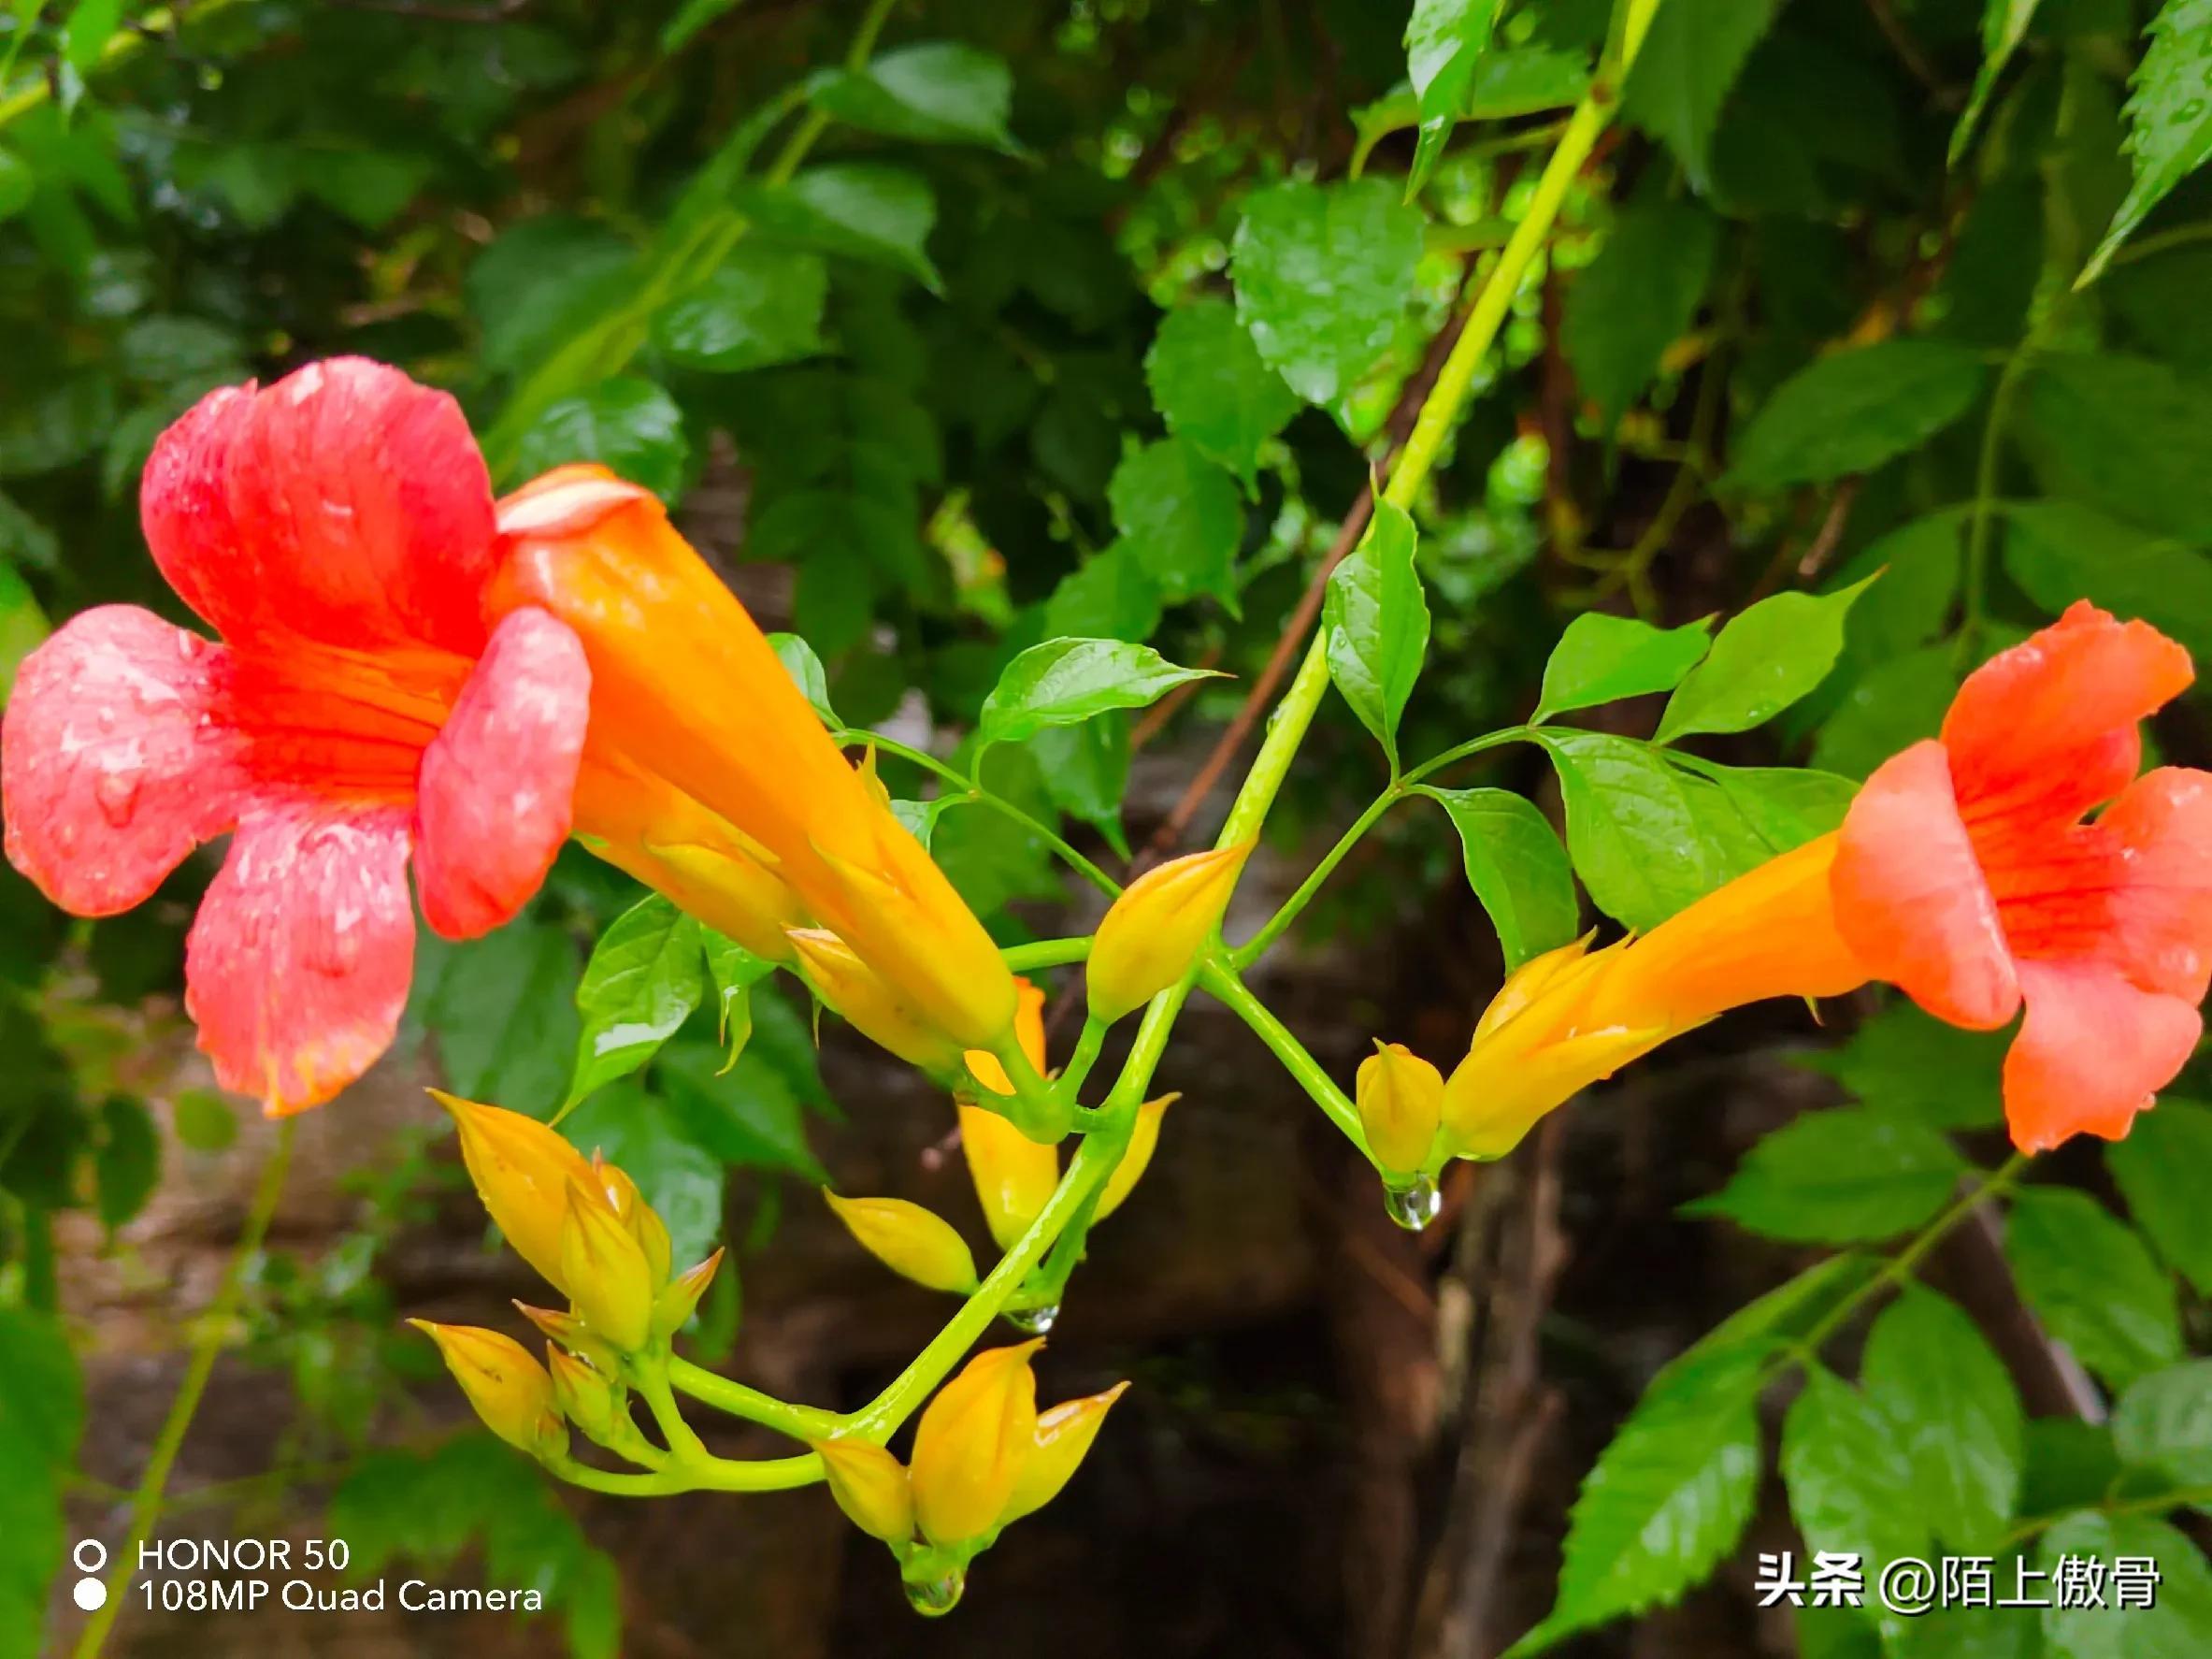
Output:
[{"xmin": 2, "ymin": 358, "xmax": 590, "ymax": 1113}]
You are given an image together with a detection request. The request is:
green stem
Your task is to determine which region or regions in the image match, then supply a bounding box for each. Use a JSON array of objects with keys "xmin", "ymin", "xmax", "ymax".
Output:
[
  {"xmin": 636, "ymin": 1363, "xmax": 712, "ymax": 1463},
  {"xmin": 668, "ymin": 1358, "xmax": 842, "ymax": 1441},
  {"xmin": 1215, "ymin": 635, "xmax": 1335, "ymax": 854},
  {"xmin": 1788, "ymin": 1153, "xmax": 2029, "ymax": 1368},
  {"xmin": 850, "ymin": 731, "xmax": 1120, "ymax": 898},
  {"xmin": 1001, "ymin": 937, "xmax": 1092, "ymax": 973},
  {"xmin": 1958, "ymin": 352, "xmax": 2032, "ymax": 663},
  {"xmin": 761, "ymin": 0, "xmax": 895, "ymax": 184},
  {"xmin": 1197, "ymin": 960, "xmax": 1373, "ymax": 1164},
  {"xmin": 73, "ymin": 1121, "xmax": 296, "ymax": 1659},
  {"xmin": 2003, "ymin": 1483, "xmax": 2212, "ymax": 1549},
  {"xmin": 546, "ymin": 1449, "xmax": 824, "ymax": 1495},
  {"xmin": 1053, "ymin": 1017, "xmax": 1109, "ymax": 1104}
]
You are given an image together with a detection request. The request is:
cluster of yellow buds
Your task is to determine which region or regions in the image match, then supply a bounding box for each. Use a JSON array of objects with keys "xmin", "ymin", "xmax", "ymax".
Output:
[
  {"xmin": 824, "ymin": 980, "xmax": 1172, "ymax": 1321},
  {"xmin": 812, "ymin": 1343, "xmax": 1126, "ymax": 1614},
  {"xmin": 1084, "ymin": 843, "xmax": 1252, "ymax": 1024},
  {"xmin": 1356, "ymin": 935, "xmax": 1670, "ymax": 1224},
  {"xmin": 413, "ymin": 1091, "xmax": 723, "ymax": 1463}
]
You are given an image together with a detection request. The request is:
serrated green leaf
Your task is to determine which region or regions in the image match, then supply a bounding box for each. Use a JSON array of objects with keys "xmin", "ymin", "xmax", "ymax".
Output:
[
  {"xmin": 1515, "ymin": 1344, "xmax": 1767, "ymax": 1652},
  {"xmin": 2001, "ymin": 499, "xmax": 2212, "ymax": 657},
  {"xmin": 567, "ymin": 897, "xmax": 706, "ymax": 1110},
  {"xmin": 2040, "ymin": 1512, "xmax": 2212, "ymax": 1657},
  {"xmin": 2081, "ymin": 0, "xmax": 2212, "ymax": 283},
  {"xmin": 2113, "ymin": 1361, "xmax": 2212, "ymax": 1490},
  {"xmin": 1536, "ymin": 730, "xmax": 1718, "ymax": 931},
  {"xmin": 1107, "ymin": 437, "xmax": 1243, "ymax": 607},
  {"xmin": 809, "ymin": 42, "xmax": 1020, "ymax": 151},
  {"xmin": 979, "ymin": 638, "xmax": 1217, "ymax": 746},
  {"xmin": 767, "ymin": 632, "xmax": 839, "ymax": 726},
  {"xmin": 1144, "ymin": 296, "xmax": 1300, "ymax": 491},
  {"xmin": 1562, "ymin": 181, "xmax": 1722, "ymax": 429},
  {"xmin": 414, "ymin": 922, "xmax": 581, "ymax": 1117},
  {"xmin": 1656, "ymin": 579, "xmax": 1872, "ymax": 742},
  {"xmin": 2006, "ymin": 1187, "xmax": 2182, "ymax": 1394},
  {"xmin": 1727, "ymin": 342, "xmax": 1987, "ymax": 490},
  {"xmin": 1623, "ymin": 0, "xmax": 1788, "ymax": 192},
  {"xmin": 739, "ymin": 166, "xmax": 941, "ymax": 290},
  {"xmin": 509, "ymin": 377, "xmax": 689, "ymax": 504},
  {"xmin": 2017, "ymin": 353, "xmax": 2212, "ymax": 542},
  {"xmin": 1686, "ymin": 1106, "xmax": 1966, "ymax": 1244},
  {"xmin": 1415, "ymin": 786, "xmax": 1578, "ymax": 969},
  {"xmin": 2108, "ymin": 1099, "xmax": 2212, "ymax": 1295},
  {"xmin": 1231, "ymin": 178, "xmax": 1423, "ymax": 405},
  {"xmin": 1953, "ymin": 0, "xmax": 2048, "ymax": 164},
  {"xmin": 653, "ymin": 247, "xmax": 826, "ymax": 373},
  {"xmin": 1533, "ymin": 613, "xmax": 1713, "ymax": 724},
  {"xmin": 1324, "ymin": 498, "xmax": 1429, "ymax": 765},
  {"xmin": 1673, "ymin": 760, "xmax": 1858, "ymax": 856},
  {"xmin": 1781, "ymin": 1367, "xmax": 1932, "ymax": 1639},
  {"xmin": 1797, "ymin": 999, "xmax": 2007, "ymax": 1130},
  {"xmin": 1404, "ymin": 0, "xmax": 1501, "ymax": 189},
  {"xmin": 1862, "ymin": 1285, "xmax": 2025, "ymax": 1551}
]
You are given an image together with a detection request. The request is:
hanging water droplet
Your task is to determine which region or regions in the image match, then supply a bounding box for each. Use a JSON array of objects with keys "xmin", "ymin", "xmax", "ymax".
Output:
[
  {"xmin": 1002, "ymin": 1303, "xmax": 1058, "ymax": 1334},
  {"xmin": 93, "ymin": 770, "xmax": 141, "ymax": 829},
  {"xmin": 903, "ymin": 1569, "xmax": 964, "ymax": 1617},
  {"xmin": 1383, "ymin": 1176, "xmax": 1440, "ymax": 1233}
]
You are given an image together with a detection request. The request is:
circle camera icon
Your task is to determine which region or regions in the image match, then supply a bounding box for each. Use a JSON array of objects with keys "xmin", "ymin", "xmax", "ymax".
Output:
[{"xmin": 73, "ymin": 1541, "xmax": 108, "ymax": 1574}]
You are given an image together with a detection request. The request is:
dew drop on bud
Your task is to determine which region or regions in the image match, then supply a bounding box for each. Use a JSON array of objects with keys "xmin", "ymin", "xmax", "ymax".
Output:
[
  {"xmin": 1002, "ymin": 1303, "xmax": 1057, "ymax": 1335},
  {"xmin": 904, "ymin": 1570, "xmax": 964, "ymax": 1618},
  {"xmin": 1383, "ymin": 1176, "xmax": 1440, "ymax": 1233}
]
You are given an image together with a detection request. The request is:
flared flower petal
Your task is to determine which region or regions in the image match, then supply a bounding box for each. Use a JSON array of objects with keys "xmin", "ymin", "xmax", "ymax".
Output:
[
  {"xmin": 2, "ymin": 605, "xmax": 248, "ymax": 915},
  {"xmin": 413, "ymin": 607, "xmax": 591, "ymax": 940},
  {"xmin": 185, "ymin": 803, "xmax": 416, "ymax": 1115},
  {"xmin": 1832, "ymin": 741, "xmax": 2019, "ymax": 1030},
  {"xmin": 1941, "ymin": 602, "xmax": 2191, "ymax": 839},
  {"xmin": 2004, "ymin": 960, "xmax": 2204, "ymax": 1152},
  {"xmin": 142, "ymin": 358, "xmax": 496, "ymax": 655}
]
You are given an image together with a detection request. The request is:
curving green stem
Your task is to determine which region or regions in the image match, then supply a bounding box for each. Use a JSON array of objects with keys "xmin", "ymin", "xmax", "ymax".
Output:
[
  {"xmin": 547, "ymin": 1449, "xmax": 825, "ymax": 1496},
  {"xmin": 668, "ymin": 1358, "xmax": 843, "ymax": 1440},
  {"xmin": 1198, "ymin": 960, "xmax": 1374, "ymax": 1164},
  {"xmin": 1001, "ymin": 936, "xmax": 1092, "ymax": 973}
]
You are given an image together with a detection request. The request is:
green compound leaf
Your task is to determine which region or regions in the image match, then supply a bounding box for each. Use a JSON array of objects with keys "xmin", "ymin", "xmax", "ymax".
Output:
[
  {"xmin": 2005, "ymin": 1186, "xmax": 2183, "ymax": 1394},
  {"xmin": 1533, "ymin": 612, "xmax": 1713, "ymax": 724},
  {"xmin": 1324, "ymin": 498, "xmax": 1429, "ymax": 767},
  {"xmin": 978, "ymin": 638, "xmax": 1218, "ymax": 746},
  {"xmin": 1656, "ymin": 578, "xmax": 1873, "ymax": 743},
  {"xmin": 1685, "ymin": 1107, "xmax": 1967, "ymax": 1245},
  {"xmin": 1726, "ymin": 342, "xmax": 1987, "ymax": 491},
  {"xmin": 2081, "ymin": 0, "xmax": 2212, "ymax": 284},
  {"xmin": 1414, "ymin": 786, "xmax": 1579, "ymax": 970},
  {"xmin": 1230, "ymin": 178, "xmax": 1423, "ymax": 406},
  {"xmin": 1144, "ymin": 296, "xmax": 1300, "ymax": 492}
]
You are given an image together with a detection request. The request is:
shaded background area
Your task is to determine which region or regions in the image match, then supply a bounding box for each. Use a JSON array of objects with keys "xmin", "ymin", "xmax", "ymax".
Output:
[{"xmin": 5, "ymin": 0, "xmax": 2210, "ymax": 1656}]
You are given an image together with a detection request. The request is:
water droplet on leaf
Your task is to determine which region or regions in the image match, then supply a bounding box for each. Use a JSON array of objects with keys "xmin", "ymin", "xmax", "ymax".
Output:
[{"xmin": 1383, "ymin": 1176, "xmax": 1440, "ymax": 1233}]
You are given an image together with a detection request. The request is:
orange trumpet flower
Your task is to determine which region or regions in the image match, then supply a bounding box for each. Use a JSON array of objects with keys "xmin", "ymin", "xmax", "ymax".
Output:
[{"xmin": 1455, "ymin": 603, "xmax": 2212, "ymax": 1158}]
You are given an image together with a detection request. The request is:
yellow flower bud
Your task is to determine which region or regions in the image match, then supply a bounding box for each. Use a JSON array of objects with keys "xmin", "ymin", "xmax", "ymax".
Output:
[
  {"xmin": 823, "ymin": 1191, "xmax": 979, "ymax": 1294},
  {"xmin": 961, "ymin": 976, "xmax": 1049, "ymax": 1100},
  {"xmin": 813, "ymin": 1438, "xmax": 915, "ymax": 1544},
  {"xmin": 958, "ymin": 1104, "xmax": 1060, "ymax": 1251},
  {"xmin": 514, "ymin": 1300, "xmax": 619, "ymax": 1372},
  {"xmin": 594, "ymin": 1155, "xmax": 673, "ymax": 1285},
  {"xmin": 1086, "ymin": 843, "xmax": 1254, "ymax": 1023},
  {"xmin": 1095, "ymin": 1094, "xmax": 1176, "ymax": 1222},
  {"xmin": 1355, "ymin": 1043, "xmax": 1444, "ymax": 1174},
  {"xmin": 409, "ymin": 1320, "xmax": 565, "ymax": 1459},
  {"xmin": 435, "ymin": 1090, "xmax": 596, "ymax": 1294},
  {"xmin": 909, "ymin": 1341, "xmax": 1041, "ymax": 1546},
  {"xmin": 998, "ymin": 1380, "xmax": 1128, "ymax": 1526},
  {"xmin": 560, "ymin": 1178, "xmax": 656, "ymax": 1352},
  {"xmin": 654, "ymin": 1248, "xmax": 725, "ymax": 1339},
  {"xmin": 545, "ymin": 1344, "xmax": 627, "ymax": 1448},
  {"xmin": 787, "ymin": 928, "xmax": 967, "ymax": 1075}
]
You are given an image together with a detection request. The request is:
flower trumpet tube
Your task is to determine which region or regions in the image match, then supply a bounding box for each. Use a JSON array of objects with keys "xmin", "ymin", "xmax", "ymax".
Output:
[
  {"xmin": 489, "ymin": 465, "xmax": 1017, "ymax": 1049},
  {"xmin": 408, "ymin": 1321, "xmax": 566, "ymax": 1460},
  {"xmin": 1449, "ymin": 605, "xmax": 2212, "ymax": 1159},
  {"xmin": 787, "ymin": 927, "xmax": 969, "ymax": 1075}
]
